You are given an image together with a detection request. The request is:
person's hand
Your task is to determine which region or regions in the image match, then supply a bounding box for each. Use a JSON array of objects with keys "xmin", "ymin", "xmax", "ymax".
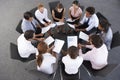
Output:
[
  {"xmin": 44, "ymin": 23, "xmax": 48, "ymax": 27},
  {"xmin": 37, "ymin": 38, "xmax": 45, "ymax": 41},
  {"xmin": 78, "ymin": 43, "xmax": 85, "ymax": 48},
  {"xmin": 60, "ymin": 19, "xmax": 64, "ymax": 22},
  {"xmin": 47, "ymin": 22, "xmax": 52, "ymax": 25}
]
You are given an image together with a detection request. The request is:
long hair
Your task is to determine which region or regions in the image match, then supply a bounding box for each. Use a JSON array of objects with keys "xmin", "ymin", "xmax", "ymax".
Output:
[
  {"xmin": 67, "ymin": 46, "xmax": 79, "ymax": 59},
  {"xmin": 36, "ymin": 42, "xmax": 48, "ymax": 66}
]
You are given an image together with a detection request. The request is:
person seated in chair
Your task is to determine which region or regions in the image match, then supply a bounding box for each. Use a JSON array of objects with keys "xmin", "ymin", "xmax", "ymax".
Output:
[
  {"xmin": 62, "ymin": 46, "xmax": 83, "ymax": 80},
  {"xmin": 67, "ymin": 0, "xmax": 82, "ymax": 25},
  {"xmin": 52, "ymin": 3, "xmax": 66, "ymax": 33},
  {"xmin": 79, "ymin": 35, "xmax": 108, "ymax": 70},
  {"xmin": 35, "ymin": 3, "xmax": 53, "ymax": 27},
  {"xmin": 17, "ymin": 30, "xmax": 44, "ymax": 58},
  {"xmin": 75, "ymin": 6, "xmax": 99, "ymax": 35},
  {"xmin": 21, "ymin": 11, "xmax": 43, "ymax": 38},
  {"xmin": 36, "ymin": 41, "xmax": 57, "ymax": 74},
  {"xmin": 97, "ymin": 20, "xmax": 113, "ymax": 50},
  {"xmin": 52, "ymin": 3, "xmax": 65, "ymax": 23}
]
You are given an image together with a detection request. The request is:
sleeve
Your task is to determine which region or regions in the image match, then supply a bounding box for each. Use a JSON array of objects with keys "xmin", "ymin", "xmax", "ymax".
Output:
[
  {"xmin": 81, "ymin": 50, "xmax": 93, "ymax": 61},
  {"xmin": 85, "ymin": 45, "xmax": 94, "ymax": 49},
  {"xmin": 80, "ymin": 14, "xmax": 86, "ymax": 24},
  {"xmin": 35, "ymin": 10, "xmax": 45, "ymax": 24},
  {"xmin": 86, "ymin": 20, "xmax": 95, "ymax": 31},
  {"xmin": 44, "ymin": 8, "xmax": 51, "ymax": 22}
]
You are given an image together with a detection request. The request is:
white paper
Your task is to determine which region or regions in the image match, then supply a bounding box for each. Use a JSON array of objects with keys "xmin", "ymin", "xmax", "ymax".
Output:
[
  {"xmin": 79, "ymin": 31, "xmax": 89, "ymax": 41},
  {"xmin": 66, "ymin": 18, "xmax": 74, "ymax": 22},
  {"xmin": 67, "ymin": 23, "xmax": 75, "ymax": 29},
  {"xmin": 53, "ymin": 39, "xmax": 65, "ymax": 54},
  {"xmin": 41, "ymin": 26, "xmax": 51, "ymax": 34},
  {"xmin": 55, "ymin": 22, "xmax": 65, "ymax": 26},
  {"xmin": 49, "ymin": 23, "xmax": 56, "ymax": 28},
  {"xmin": 67, "ymin": 36, "xmax": 78, "ymax": 48},
  {"xmin": 44, "ymin": 36, "xmax": 54, "ymax": 45}
]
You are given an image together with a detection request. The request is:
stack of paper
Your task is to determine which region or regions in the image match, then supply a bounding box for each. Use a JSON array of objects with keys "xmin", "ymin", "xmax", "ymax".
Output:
[
  {"xmin": 53, "ymin": 39, "xmax": 65, "ymax": 54},
  {"xmin": 44, "ymin": 36, "xmax": 54, "ymax": 46},
  {"xmin": 79, "ymin": 31, "xmax": 89, "ymax": 41},
  {"xmin": 56, "ymin": 22, "xmax": 65, "ymax": 26},
  {"xmin": 67, "ymin": 36, "xmax": 78, "ymax": 48}
]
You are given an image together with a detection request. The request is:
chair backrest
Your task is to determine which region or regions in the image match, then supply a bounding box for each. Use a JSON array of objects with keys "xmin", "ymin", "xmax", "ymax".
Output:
[
  {"xmin": 16, "ymin": 20, "xmax": 23, "ymax": 34},
  {"xmin": 10, "ymin": 43, "xmax": 22, "ymax": 60},
  {"xmin": 111, "ymin": 31, "xmax": 120, "ymax": 48},
  {"xmin": 48, "ymin": 1, "xmax": 60, "ymax": 14}
]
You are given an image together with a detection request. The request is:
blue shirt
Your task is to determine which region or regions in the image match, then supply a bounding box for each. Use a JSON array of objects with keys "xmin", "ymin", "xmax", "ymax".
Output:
[{"xmin": 21, "ymin": 18, "xmax": 39, "ymax": 32}]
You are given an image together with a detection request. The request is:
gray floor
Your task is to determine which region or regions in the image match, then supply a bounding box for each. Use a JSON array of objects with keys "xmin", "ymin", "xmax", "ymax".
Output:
[{"xmin": 0, "ymin": 0, "xmax": 120, "ymax": 80}]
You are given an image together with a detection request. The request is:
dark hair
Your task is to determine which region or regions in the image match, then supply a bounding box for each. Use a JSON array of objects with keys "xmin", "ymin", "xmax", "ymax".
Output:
[
  {"xmin": 37, "ymin": 42, "xmax": 48, "ymax": 66},
  {"xmin": 67, "ymin": 46, "xmax": 79, "ymax": 59},
  {"xmin": 100, "ymin": 19, "xmax": 111, "ymax": 33},
  {"xmin": 24, "ymin": 11, "xmax": 33, "ymax": 20},
  {"xmin": 56, "ymin": 3, "xmax": 63, "ymax": 9},
  {"xmin": 24, "ymin": 30, "xmax": 34, "ymax": 40},
  {"xmin": 89, "ymin": 35, "xmax": 103, "ymax": 48},
  {"xmin": 72, "ymin": 0, "xmax": 79, "ymax": 6},
  {"xmin": 86, "ymin": 7, "xmax": 95, "ymax": 15}
]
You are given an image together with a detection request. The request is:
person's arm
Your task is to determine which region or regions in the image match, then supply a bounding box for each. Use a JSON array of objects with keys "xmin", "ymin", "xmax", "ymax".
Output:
[
  {"xmin": 86, "ymin": 21, "xmax": 95, "ymax": 31},
  {"xmin": 35, "ymin": 10, "xmax": 45, "ymax": 24},
  {"xmin": 44, "ymin": 8, "xmax": 51, "ymax": 23},
  {"xmin": 69, "ymin": 7, "xmax": 72, "ymax": 19},
  {"xmin": 60, "ymin": 8, "xmax": 66, "ymax": 22}
]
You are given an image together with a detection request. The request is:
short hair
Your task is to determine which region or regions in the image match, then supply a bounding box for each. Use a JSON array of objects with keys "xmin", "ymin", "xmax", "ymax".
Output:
[
  {"xmin": 72, "ymin": 0, "xmax": 79, "ymax": 6},
  {"xmin": 86, "ymin": 7, "xmax": 95, "ymax": 15},
  {"xmin": 100, "ymin": 19, "xmax": 111, "ymax": 33},
  {"xmin": 24, "ymin": 30, "xmax": 34, "ymax": 40},
  {"xmin": 56, "ymin": 3, "xmax": 63, "ymax": 9},
  {"xmin": 23, "ymin": 11, "xmax": 33, "ymax": 20},
  {"xmin": 89, "ymin": 35, "xmax": 103, "ymax": 48},
  {"xmin": 38, "ymin": 3, "xmax": 44, "ymax": 9},
  {"xmin": 67, "ymin": 46, "xmax": 79, "ymax": 59}
]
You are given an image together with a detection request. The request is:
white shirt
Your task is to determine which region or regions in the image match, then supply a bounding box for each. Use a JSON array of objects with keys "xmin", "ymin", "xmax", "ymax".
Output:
[
  {"xmin": 35, "ymin": 8, "xmax": 51, "ymax": 24},
  {"xmin": 80, "ymin": 14, "xmax": 99, "ymax": 31},
  {"xmin": 80, "ymin": 44, "xmax": 108, "ymax": 70},
  {"xmin": 17, "ymin": 34, "xmax": 36, "ymax": 58},
  {"xmin": 62, "ymin": 54, "xmax": 83, "ymax": 74},
  {"xmin": 37, "ymin": 53, "xmax": 56, "ymax": 74}
]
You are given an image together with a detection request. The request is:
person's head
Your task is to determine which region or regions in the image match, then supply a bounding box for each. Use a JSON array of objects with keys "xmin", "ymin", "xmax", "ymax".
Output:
[
  {"xmin": 72, "ymin": 0, "xmax": 79, "ymax": 9},
  {"xmin": 56, "ymin": 3, "xmax": 63, "ymax": 12},
  {"xmin": 24, "ymin": 30, "xmax": 35, "ymax": 40},
  {"xmin": 98, "ymin": 19, "xmax": 110, "ymax": 33},
  {"xmin": 38, "ymin": 3, "xmax": 44, "ymax": 13},
  {"xmin": 85, "ymin": 7, "xmax": 95, "ymax": 17},
  {"xmin": 89, "ymin": 35, "xmax": 103, "ymax": 48},
  {"xmin": 37, "ymin": 41, "xmax": 48, "ymax": 54},
  {"xmin": 67, "ymin": 46, "xmax": 79, "ymax": 59},
  {"xmin": 24, "ymin": 11, "xmax": 33, "ymax": 21}
]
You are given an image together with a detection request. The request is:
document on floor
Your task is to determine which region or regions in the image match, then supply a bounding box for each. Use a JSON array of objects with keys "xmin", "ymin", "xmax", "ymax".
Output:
[
  {"xmin": 79, "ymin": 31, "xmax": 89, "ymax": 42},
  {"xmin": 44, "ymin": 36, "xmax": 54, "ymax": 46},
  {"xmin": 53, "ymin": 39, "xmax": 65, "ymax": 54},
  {"xmin": 67, "ymin": 36, "xmax": 78, "ymax": 48}
]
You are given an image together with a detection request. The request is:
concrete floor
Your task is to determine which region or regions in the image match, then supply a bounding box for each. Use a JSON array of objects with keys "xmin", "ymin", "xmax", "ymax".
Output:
[{"xmin": 0, "ymin": 0, "xmax": 120, "ymax": 80}]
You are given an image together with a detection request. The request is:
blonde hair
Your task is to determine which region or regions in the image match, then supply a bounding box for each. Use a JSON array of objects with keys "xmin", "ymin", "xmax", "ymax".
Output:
[{"xmin": 38, "ymin": 3, "xmax": 44, "ymax": 9}]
